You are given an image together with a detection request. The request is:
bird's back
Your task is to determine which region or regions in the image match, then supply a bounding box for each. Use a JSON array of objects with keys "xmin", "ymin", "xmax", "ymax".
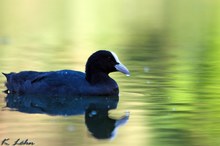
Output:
[{"xmin": 3, "ymin": 70, "xmax": 86, "ymax": 95}]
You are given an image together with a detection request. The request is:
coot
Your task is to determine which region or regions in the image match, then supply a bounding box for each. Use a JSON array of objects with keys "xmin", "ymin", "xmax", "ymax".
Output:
[{"xmin": 3, "ymin": 50, "xmax": 130, "ymax": 96}]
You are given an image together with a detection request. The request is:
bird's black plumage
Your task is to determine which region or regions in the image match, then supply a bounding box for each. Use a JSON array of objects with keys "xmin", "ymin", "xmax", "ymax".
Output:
[{"xmin": 3, "ymin": 50, "xmax": 129, "ymax": 96}]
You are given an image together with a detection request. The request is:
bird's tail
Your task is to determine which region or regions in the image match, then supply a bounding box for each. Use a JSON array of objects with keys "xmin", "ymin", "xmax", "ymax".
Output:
[
  {"xmin": 2, "ymin": 72, "xmax": 9, "ymax": 80},
  {"xmin": 2, "ymin": 72, "xmax": 11, "ymax": 93}
]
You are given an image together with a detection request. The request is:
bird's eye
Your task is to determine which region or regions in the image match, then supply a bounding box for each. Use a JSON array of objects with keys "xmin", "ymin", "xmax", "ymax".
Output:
[{"xmin": 107, "ymin": 56, "xmax": 115, "ymax": 63}]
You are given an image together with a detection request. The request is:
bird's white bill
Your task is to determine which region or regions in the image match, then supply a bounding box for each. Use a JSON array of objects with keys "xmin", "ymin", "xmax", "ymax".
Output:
[{"xmin": 115, "ymin": 64, "xmax": 130, "ymax": 76}]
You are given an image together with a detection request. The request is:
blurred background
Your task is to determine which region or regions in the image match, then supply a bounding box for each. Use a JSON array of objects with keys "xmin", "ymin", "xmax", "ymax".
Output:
[{"xmin": 0, "ymin": 0, "xmax": 220, "ymax": 146}]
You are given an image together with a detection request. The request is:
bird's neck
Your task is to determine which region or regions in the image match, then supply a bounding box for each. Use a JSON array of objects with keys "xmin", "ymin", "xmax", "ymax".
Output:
[{"xmin": 85, "ymin": 71, "xmax": 110, "ymax": 85}]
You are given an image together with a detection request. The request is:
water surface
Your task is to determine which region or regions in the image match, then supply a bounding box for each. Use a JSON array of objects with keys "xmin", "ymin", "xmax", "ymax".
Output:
[{"xmin": 1, "ymin": 1, "xmax": 220, "ymax": 146}]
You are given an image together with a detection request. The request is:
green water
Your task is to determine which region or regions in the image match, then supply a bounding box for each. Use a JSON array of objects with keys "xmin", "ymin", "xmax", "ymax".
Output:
[{"xmin": 0, "ymin": 1, "xmax": 220, "ymax": 146}]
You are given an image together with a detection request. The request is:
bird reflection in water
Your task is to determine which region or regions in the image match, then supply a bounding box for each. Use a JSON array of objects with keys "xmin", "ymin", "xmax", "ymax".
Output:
[{"xmin": 4, "ymin": 93, "xmax": 129, "ymax": 139}]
